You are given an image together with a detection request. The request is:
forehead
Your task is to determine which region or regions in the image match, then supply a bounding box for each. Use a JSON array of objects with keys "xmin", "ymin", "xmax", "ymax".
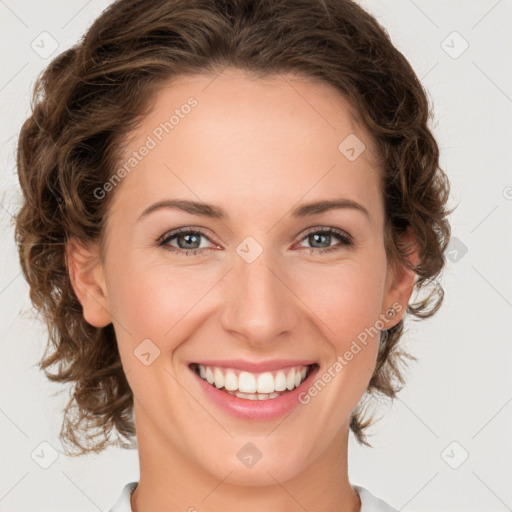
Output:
[{"xmin": 109, "ymin": 68, "xmax": 382, "ymax": 225}]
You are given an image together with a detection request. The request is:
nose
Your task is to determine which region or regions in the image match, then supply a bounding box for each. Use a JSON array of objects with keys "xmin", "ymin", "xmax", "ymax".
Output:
[{"xmin": 219, "ymin": 249, "xmax": 300, "ymax": 348}]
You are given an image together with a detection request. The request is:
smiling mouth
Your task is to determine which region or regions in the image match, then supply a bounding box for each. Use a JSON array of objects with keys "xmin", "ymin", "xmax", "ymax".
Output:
[{"xmin": 189, "ymin": 362, "xmax": 318, "ymax": 400}]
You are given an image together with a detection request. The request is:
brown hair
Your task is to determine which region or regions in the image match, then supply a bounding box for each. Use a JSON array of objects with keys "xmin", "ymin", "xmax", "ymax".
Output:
[{"xmin": 15, "ymin": 0, "xmax": 451, "ymax": 455}]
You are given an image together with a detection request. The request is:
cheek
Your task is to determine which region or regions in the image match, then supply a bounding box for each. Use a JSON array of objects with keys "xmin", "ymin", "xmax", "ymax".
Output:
[
  {"xmin": 294, "ymin": 258, "xmax": 387, "ymax": 344},
  {"xmin": 105, "ymin": 263, "xmax": 196, "ymax": 397},
  {"xmin": 106, "ymin": 259, "xmax": 209, "ymax": 346}
]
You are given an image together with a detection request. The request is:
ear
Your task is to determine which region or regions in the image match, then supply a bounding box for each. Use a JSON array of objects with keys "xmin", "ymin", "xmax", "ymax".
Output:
[
  {"xmin": 381, "ymin": 226, "xmax": 420, "ymax": 327},
  {"xmin": 66, "ymin": 238, "xmax": 112, "ymax": 327}
]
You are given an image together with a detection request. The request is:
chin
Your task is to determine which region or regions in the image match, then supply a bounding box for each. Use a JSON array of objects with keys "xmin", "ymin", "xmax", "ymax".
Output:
[{"xmin": 202, "ymin": 449, "xmax": 309, "ymax": 487}]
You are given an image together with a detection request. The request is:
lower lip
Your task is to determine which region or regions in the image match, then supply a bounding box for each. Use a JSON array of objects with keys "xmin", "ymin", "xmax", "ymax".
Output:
[{"xmin": 190, "ymin": 364, "xmax": 319, "ymax": 421}]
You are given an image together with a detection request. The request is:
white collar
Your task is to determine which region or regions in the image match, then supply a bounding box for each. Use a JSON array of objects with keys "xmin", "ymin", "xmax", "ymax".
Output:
[{"xmin": 108, "ymin": 482, "xmax": 400, "ymax": 511}]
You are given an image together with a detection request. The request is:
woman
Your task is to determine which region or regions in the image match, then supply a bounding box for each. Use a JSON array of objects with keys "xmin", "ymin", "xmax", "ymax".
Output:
[{"xmin": 14, "ymin": 0, "xmax": 451, "ymax": 510}]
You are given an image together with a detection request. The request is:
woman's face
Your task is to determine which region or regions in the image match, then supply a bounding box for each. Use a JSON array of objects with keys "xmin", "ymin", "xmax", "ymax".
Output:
[{"xmin": 74, "ymin": 68, "xmax": 413, "ymax": 485}]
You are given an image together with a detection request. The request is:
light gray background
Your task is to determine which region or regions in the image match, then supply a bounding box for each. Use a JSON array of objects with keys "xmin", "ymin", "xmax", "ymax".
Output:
[{"xmin": 1, "ymin": 1, "xmax": 511, "ymax": 511}]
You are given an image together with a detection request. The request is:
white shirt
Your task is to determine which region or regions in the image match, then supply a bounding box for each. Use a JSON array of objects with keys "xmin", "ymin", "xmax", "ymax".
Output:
[{"xmin": 108, "ymin": 482, "xmax": 400, "ymax": 511}]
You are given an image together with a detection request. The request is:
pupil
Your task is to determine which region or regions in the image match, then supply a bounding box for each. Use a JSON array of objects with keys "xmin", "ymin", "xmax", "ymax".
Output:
[
  {"xmin": 180, "ymin": 233, "xmax": 199, "ymax": 249},
  {"xmin": 311, "ymin": 233, "xmax": 329, "ymax": 248}
]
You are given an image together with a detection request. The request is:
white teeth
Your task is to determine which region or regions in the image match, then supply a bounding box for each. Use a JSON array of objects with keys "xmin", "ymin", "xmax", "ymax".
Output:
[
  {"xmin": 205, "ymin": 367, "xmax": 215, "ymax": 385},
  {"xmin": 236, "ymin": 391, "xmax": 258, "ymax": 400},
  {"xmin": 224, "ymin": 371, "xmax": 238, "ymax": 391},
  {"xmin": 256, "ymin": 372, "xmax": 275, "ymax": 394},
  {"xmin": 195, "ymin": 363, "xmax": 312, "ymax": 398},
  {"xmin": 294, "ymin": 369, "xmax": 302, "ymax": 388},
  {"xmin": 225, "ymin": 390, "xmax": 284, "ymax": 400},
  {"xmin": 286, "ymin": 368, "xmax": 296, "ymax": 390},
  {"xmin": 213, "ymin": 367, "xmax": 224, "ymax": 389},
  {"xmin": 238, "ymin": 371, "xmax": 257, "ymax": 393},
  {"xmin": 274, "ymin": 371, "xmax": 287, "ymax": 391}
]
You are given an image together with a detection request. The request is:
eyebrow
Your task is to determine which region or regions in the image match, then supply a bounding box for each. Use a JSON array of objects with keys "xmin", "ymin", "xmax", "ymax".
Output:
[{"xmin": 137, "ymin": 198, "xmax": 370, "ymax": 221}]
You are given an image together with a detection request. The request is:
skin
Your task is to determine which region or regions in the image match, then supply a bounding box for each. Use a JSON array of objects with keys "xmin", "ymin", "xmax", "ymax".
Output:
[{"xmin": 67, "ymin": 67, "xmax": 417, "ymax": 512}]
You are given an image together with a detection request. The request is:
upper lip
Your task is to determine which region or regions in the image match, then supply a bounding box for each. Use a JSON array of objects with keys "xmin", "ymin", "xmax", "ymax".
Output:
[{"xmin": 190, "ymin": 359, "xmax": 317, "ymax": 373}]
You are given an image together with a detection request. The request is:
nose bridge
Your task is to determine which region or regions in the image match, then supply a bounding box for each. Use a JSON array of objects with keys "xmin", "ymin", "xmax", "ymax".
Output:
[{"xmin": 220, "ymin": 242, "xmax": 300, "ymax": 344}]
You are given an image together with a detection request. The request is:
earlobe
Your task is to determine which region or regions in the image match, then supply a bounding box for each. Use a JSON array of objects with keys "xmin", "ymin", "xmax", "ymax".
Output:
[
  {"xmin": 382, "ymin": 227, "xmax": 420, "ymax": 327},
  {"xmin": 66, "ymin": 238, "xmax": 112, "ymax": 328}
]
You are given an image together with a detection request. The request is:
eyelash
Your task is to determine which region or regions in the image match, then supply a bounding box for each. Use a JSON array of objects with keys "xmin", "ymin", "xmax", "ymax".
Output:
[{"xmin": 156, "ymin": 226, "xmax": 354, "ymax": 257}]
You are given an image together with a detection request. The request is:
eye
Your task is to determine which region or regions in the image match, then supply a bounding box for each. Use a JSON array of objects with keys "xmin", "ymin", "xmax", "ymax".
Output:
[
  {"xmin": 157, "ymin": 226, "xmax": 354, "ymax": 257},
  {"xmin": 157, "ymin": 227, "xmax": 216, "ymax": 256},
  {"xmin": 295, "ymin": 227, "xmax": 353, "ymax": 255}
]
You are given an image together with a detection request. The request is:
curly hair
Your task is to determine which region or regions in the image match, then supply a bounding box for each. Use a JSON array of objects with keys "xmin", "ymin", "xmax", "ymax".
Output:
[{"xmin": 14, "ymin": 0, "xmax": 451, "ymax": 455}]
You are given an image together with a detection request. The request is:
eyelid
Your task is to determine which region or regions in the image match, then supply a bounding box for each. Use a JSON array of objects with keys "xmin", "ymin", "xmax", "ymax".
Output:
[
  {"xmin": 157, "ymin": 226, "xmax": 220, "ymax": 246},
  {"xmin": 296, "ymin": 225, "xmax": 353, "ymax": 244}
]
